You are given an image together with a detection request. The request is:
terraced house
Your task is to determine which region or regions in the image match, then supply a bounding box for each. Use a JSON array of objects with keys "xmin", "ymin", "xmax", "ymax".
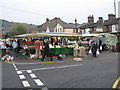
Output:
[
  {"xmin": 78, "ymin": 14, "xmax": 120, "ymax": 34},
  {"xmin": 80, "ymin": 14, "xmax": 120, "ymax": 41}
]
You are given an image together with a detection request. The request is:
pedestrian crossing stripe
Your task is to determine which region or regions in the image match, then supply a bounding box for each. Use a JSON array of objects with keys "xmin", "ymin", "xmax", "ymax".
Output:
[
  {"xmin": 19, "ymin": 75, "xmax": 26, "ymax": 79},
  {"xmin": 29, "ymin": 73, "xmax": 37, "ymax": 78},
  {"xmin": 34, "ymin": 79, "xmax": 44, "ymax": 86},
  {"xmin": 27, "ymin": 70, "xmax": 32, "ymax": 73},
  {"xmin": 15, "ymin": 68, "xmax": 18, "ymax": 71},
  {"xmin": 17, "ymin": 71, "xmax": 22, "ymax": 74},
  {"xmin": 22, "ymin": 81, "xmax": 30, "ymax": 87}
]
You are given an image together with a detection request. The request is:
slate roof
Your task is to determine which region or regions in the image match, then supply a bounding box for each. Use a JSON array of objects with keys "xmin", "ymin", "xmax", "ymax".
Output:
[
  {"xmin": 78, "ymin": 17, "xmax": 120, "ymax": 29},
  {"xmin": 103, "ymin": 18, "xmax": 120, "ymax": 26},
  {"xmin": 88, "ymin": 22, "xmax": 103, "ymax": 28},
  {"xmin": 38, "ymin": 18, "xmax": 79, "ymax": 32},
  {"xmin": 77, "ymin": 23, "xmax": 88, "ymax": 29}
]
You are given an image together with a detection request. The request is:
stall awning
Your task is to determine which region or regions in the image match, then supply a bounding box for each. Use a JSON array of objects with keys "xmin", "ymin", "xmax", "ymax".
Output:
[
  {"xmin": 14, "ymin": 32, "xmax": 82, "ymax": 38},
  {"xmin": 81, "ymin": 34, "xmax": 101, "ymax": 37}
]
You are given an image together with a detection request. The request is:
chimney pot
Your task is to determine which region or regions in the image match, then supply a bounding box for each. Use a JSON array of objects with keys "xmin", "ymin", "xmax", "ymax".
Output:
[
  {"xmin": 108, "ymin": 14, "xmax": 116, "ymax": 20},
  {"xmin": 46, "ymin": 18, "xmax": 49, "ymax": 22},
  {"xmin": 88, "ymin": 15, "xmax": 94, "ymax": 24}
]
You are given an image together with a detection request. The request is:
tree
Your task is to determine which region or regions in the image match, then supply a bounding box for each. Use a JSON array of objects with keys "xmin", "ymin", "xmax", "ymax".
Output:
[{"xmin": 8, "ymin": 23, "xmax": 28, "ymax": 37}]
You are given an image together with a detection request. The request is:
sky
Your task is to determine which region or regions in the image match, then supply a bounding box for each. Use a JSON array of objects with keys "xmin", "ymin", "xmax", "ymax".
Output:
[{"xmin": 0, "ymin": 0, "xmax": 120, "ymax": 25}]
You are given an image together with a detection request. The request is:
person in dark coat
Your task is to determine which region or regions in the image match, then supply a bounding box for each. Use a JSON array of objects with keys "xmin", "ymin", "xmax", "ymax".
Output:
[
  {"xmin": 91, "ymin": 40, "xmax": 98, "ymax": 57},
  {"xmin": 51, "ymin": 38, "xmax": 54, "ymax": 46},
  {"xmin": 41, "ymin": 39, "xmax": 53, "ymax": 61},
  {"xmin": 98, "ymin": 38, "xmax": 102, "ymax": 52},
  {"xmin": 17, "ymin": 39, "xmax": 21, "ymax": 53}
]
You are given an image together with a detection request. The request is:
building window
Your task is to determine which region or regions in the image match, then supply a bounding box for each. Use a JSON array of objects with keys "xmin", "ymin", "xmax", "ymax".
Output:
[
  {"xmin": 60, "ymin": 28, "xmax": 62, "ymax": 32},
  {"xmin": 55, "ymin": 29, "xmax": 57, "ymax": 32}
]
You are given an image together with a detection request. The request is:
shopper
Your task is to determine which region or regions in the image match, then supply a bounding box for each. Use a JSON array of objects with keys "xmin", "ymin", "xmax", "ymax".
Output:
[
  {"xmin": 91, "ymin": 40, "xmax": 98, "ymax": 57},
  {"xmin": 41, "ymin": 39, "xmax": 53, "ymax": 61},
  {"xmin": 12, "ymin": 40, "xmax": 18, "ymax": 57},
  {"xmin": 17, "ymin": 39, "xmax": 21, "ymax": 53},
  {"xmin": 87, "ymin": 38, "xmax": 94, "ymax": 54},
  {"xmin": 98, "ymin": 38, "xmax": 102, "ymax": 52},
  {"xmin": 1, "ymin": 41, "xmax": 7, "ymax": 57},
  {"xmin": 34, "ymin": 39, "xmax": 41, "ymax": 58}
]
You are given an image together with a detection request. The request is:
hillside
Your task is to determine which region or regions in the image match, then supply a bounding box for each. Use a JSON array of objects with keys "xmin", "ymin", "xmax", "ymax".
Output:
[{"xmin": 0, "ymin": 19, "xmax": 39, "ymax": 32}]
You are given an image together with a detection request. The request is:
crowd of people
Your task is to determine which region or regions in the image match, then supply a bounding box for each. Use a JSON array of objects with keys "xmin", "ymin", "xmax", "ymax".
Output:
[
  {"xmin": 0, "ymin": 37, "xmax": 105, "ymax": 61},
  {"xmin": 0, "ymin": 38, "xmax": 64, "ymax": 61}
]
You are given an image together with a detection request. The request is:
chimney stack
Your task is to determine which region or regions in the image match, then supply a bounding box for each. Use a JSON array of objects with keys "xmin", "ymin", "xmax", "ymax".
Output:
[
  {"xmin": 108, "ymin": 14, "xmax": 116, "ymax": 20},
  {"xmin": 88, "ymin": 15, "xmax": 94, "ymax": 24},
  {"xmin": 46, "ymin": 18, "xmax": 49, "ymax": 22},
  {"xmin": 98, "ymin": 17, "xmax": 103, "ymax": 23},
  {"xmin": 75, "ymin": 19, "xmax": 77, "ymax": 23}
]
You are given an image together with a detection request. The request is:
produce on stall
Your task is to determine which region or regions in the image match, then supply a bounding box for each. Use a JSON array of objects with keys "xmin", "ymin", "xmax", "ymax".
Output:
[
  {"xmin": 14, "ymin": 32, "xmax": 117, "ymax": 60},
  {"xmin": 14, "ymin": 32, "xmax": 83, "ymax": 58},
  {"xmin": 81, "ymin": 33, "xmax": 118, "ymax": 51},
  {"xmin": 98, "ymin": 33, "xmax": 118, "ymax": 50}
]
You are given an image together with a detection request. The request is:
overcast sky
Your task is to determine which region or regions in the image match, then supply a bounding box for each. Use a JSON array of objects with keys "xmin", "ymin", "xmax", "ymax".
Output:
[{"xmin": 0, "ymin": 0, "xmax": 120, "ymax": 25}]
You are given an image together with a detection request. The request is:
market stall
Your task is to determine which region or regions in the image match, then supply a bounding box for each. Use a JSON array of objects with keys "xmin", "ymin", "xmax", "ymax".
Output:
[
  {"xmin": 98, "ymin": 33, "xmax": 118, "ymax": 51},
  {"xmin": 80, "ymin": 33, "xmax": 118, "ymax": 51},
  {"xmin": 14, "ymin": 32, "xmax": 85, "ymax": 58}
]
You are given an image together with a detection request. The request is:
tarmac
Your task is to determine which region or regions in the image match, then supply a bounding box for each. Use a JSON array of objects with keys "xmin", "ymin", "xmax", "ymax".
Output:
[
  {"xmin": 0, "ymin": 48, "xmax": 98, "ymax": 64},
  {"xmin": 1, "ymin": 49, "xmax": 118, "ymax": 65}
]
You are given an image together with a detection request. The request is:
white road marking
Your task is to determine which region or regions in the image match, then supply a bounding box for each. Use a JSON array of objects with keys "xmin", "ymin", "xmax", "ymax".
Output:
[
  {"xmin": 34, "ymin": 79, "xmax": 44, "ymax": 86},
  {"xmin": 21, "ymin": 64, "xmax": 83, "ymax": 71},
  {"xmin": 15, "ymin": 68, "xmax": 18, "ymax": 71},
  {"xmin": 27, "ymin": 70, "xmax": 32, "ymax": 73},
  {"xmin": 22, "ymin": 81, "xmax": 30, "ymax": 87},
  {"xmin": 29, "ymin": 73, "xmax": 37, "ymax": 78},
  {"xmin": 115, "ymin": 53, "xmax": 120, "ymax": 54},
  {"xmin": 19, "ymin": 75, "xmax": 26, "ymax": 79},
  {"xmin": 14, "ymin": 65, "xmax": 16, "ymax": 68},
  {"xmin": 17, "ymin": 71, "xmax": 22, "ymax": 74},
  {"xmin": 41, "ymin": 87, "xmax": 49, "ymax": 90}
]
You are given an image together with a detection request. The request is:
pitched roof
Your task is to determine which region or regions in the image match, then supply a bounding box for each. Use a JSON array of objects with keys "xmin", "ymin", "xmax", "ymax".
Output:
[
  {"xmin": 38, "ymin": 18, "xmax": 79, "ymax": 32},
  {"xmin": 103, "ymin": 18, "xmax": 120, "ymax": 26},
  {"xmin": 88, "ymin": 22, "xmax": 103, "ymax": 28},
  {"xmin": 78, "ymin": 18, "xmax": 120, "ymax": 29},
  {"xmin": 77, "ymin": 23, "xmax": 88, "ymax": 29}
]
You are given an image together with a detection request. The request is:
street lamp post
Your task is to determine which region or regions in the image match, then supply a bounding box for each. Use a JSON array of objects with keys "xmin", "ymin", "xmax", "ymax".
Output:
[
  {"xmin": 75, "ymin": 19, "xmax": 77, "ymax": 33},
  {"xmin": 29, "ymin": 24, "xmax": 32, "ymax": 33},
  {"xmin": 2, "ymin": 25, "xmax": 4, "ymax": 39}
]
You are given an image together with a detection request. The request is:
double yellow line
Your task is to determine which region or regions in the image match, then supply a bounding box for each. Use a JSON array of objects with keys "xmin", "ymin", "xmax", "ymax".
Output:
[
  {"xmin": 112, "ymin": 77, "xmax": 120, "ymax": 88},
  {"xmin": 4, "ymin": 60, "xmax": 65, "ymax": 65}
]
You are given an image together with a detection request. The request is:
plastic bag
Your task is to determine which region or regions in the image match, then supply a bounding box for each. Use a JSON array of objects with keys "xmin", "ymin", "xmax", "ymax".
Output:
[
  {"xmin": 89, "ymin": 49, "xmax": 92, "ymax": 54},
  {"xmin": 100, "ymin": 46, "xmax": 102, "ymax": 50},
  {"xmin": 97, "ymin": 49, "xmax": 100, "ymax": 55}
]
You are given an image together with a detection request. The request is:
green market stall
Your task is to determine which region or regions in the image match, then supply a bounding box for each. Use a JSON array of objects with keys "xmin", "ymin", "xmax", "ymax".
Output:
[
  {"xmin": 28, "ymin": 47, "xmax": 74, "ymax": 56},
  {"xmin": 98, "ymin": 33, "xmax": 118, "ymax": 51},
  {"xmin": 14, "ymin": 32, "xmax": 82, "ymax": 57},
  {"xmin": 81, "ymin": 33, "xmax": 118, "ymax": 50}
]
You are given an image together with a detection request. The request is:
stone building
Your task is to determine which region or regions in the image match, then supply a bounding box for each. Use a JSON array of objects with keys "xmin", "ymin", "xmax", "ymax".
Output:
[
  {"xmin": 37, "ymin": 17, "xmax": 80, "ymax": 33},
  {"xmin": 78, "ymin": 14, "xmax": 120, "ymax": 34}
]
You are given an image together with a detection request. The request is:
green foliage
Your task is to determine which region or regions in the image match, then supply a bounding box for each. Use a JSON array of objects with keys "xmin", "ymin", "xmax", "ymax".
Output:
[
  {"xmin": 8, "ymin": 23, "xmax": 28, "ymax": 36},
  {"xmin": 67, "ymin": 37, "xmax": 79, "ymax": 41}
]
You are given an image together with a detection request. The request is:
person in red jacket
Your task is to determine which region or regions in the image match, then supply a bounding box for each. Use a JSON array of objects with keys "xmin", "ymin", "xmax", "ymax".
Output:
[{"xmin": 34, "ymin": 39, "xmax": 41, "ymax": 58}]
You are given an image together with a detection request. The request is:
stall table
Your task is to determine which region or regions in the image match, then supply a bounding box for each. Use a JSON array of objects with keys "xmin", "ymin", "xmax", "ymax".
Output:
[{"xmin": 27, "ymin": 47, "xmax": 74, "ymax": 56}]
